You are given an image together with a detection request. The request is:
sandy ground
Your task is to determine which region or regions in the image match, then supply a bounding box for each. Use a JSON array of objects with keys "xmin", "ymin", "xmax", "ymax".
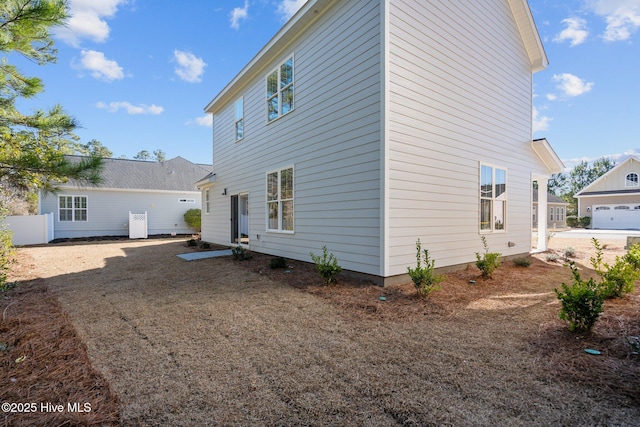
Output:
[{"xmin": 3, "ymin": 236, "xmax": 640, "ymax": 426}]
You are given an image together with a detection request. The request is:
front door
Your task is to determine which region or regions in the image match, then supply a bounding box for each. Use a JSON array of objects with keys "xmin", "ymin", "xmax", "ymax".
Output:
[{"xmin": 231, "ymin": 194, "xmax": 249, "ymax": 245}]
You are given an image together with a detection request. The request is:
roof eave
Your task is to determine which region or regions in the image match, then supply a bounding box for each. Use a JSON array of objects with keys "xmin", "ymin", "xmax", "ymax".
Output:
[
  {"xmin": 532, "ymin": 138, "xmax": 564, "ymax": 174},
  {"xmin": 508, "ymin": 0, "xmax": 549, "ymax": 73}
]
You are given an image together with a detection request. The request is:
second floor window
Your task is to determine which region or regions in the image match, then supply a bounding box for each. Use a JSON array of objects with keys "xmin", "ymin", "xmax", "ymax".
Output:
[
  {"xmin": 267, "ymin": 56, "xmax": 294, "ymax": 122},
  {"xmin": 626, "ymin": 173, "xmax": 638, "ymax": 187},
  {"xmin": 235, "ymin": 98, "xmax": 244, "ymax": 141}
]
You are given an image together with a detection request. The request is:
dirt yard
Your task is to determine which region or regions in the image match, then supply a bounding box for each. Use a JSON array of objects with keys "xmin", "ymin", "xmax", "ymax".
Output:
[{"xmin": 2, "ymin": 235, "xmax": 640, "ymax": 426}]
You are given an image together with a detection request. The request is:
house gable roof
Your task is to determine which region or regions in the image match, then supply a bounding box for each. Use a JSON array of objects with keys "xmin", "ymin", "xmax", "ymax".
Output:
[
  {"xmin": 63, "ymin": 156, "xmax": 211, "ymax": 192},
  {"xmin": 532, "ymin": 138, "xmax": 564, "ymax": 174},
  {"xmin": 204, "ymin": 0, "xmax": 547, "ymax": 115},
  {"xmin": 576, "ymin": 156, "xmax": 640, "ymax": 196}
]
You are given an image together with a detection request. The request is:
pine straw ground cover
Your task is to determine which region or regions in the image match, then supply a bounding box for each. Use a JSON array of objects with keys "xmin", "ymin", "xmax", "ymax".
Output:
[{"xmin": 1, "ymin": 236, "xmax": 639, "ymax": 426}]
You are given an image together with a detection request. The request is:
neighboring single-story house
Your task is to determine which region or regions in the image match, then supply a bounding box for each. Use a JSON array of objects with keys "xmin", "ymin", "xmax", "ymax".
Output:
[
  {"xmin": 40, "ymin": 156, "xmax": 211, "ymax": 239},
  {"xmin": 199, "ymin": 0, "xmax": 563, "ymax": 285},
  {"xmin": 533, "ymin": 188, "xmax": 569, "ymax": 229},
  {"xmin": 576, "ymin": 156, "xmax": 640, "ymax": 230}
]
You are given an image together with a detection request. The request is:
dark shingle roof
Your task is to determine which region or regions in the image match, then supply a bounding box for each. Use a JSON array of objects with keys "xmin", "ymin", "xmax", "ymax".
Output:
[
  {"xmin": 533, "ymin": 188, "xmax": 568, "ymax": 204},
  {"xmin": 64, "ymin": 156, "xmax": 211, "ymax": 192}
]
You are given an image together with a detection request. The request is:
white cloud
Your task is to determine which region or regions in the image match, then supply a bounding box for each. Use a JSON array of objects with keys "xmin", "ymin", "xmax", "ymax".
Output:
[
  {"xmin": 552, "ymin": 73, "xmax": 594, "ymax": 97},
  {"xmin": 230, "ymin": 1, "xmax": 249, "ymax": 29},
  {"xmin": 533, "ymin": 106, "xmax": 552, "ymax": 133},
  {"xmin": 77, "ymin": 49, "xmax": 124, "ymax": 81},
  {"xmin": 96, "ymin": 101, "xmax": 164, "ymax": 115},
  {"xmin": 55, "ymin": 0, "xmax": 127, "ymax": 46},
  {"xmin": 188, "ymin": 115, "xmax": 214, "ymax": 127},
  {"xmin": 588, "ymin": 0, "xmax": 640, "ymax": 42},
  {"xmin": 553, "ymin": 17, "xmax": 589, "ymax": 46},
  {"xmin": 173, "ymin": 50, "xmax": 206, "ymax": 83},
  {"xmin": 277, "ymin": 0, "xmax": 307, "ymax": 21},
  {"xmin": 546, "ymin": 93, "xmax": 558, "ymax": 101}
]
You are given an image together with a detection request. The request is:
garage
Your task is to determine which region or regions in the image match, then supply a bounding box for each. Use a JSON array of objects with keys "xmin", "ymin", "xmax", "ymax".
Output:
[{"xmin": 592, "ymin": 204, "xmax": 640, "ymax": 230}]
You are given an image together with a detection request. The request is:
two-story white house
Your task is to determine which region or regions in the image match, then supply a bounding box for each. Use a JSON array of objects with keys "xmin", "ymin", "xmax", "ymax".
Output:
[{"xmin": 198, "ymin": 0, "xmax": 563, "ymax": 285}]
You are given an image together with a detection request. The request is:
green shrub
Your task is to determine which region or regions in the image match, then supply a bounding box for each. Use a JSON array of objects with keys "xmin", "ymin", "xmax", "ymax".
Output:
[
  {"xmin": 590, "ymin": 238, "xmax": 639, "ymax": 299},
  {"xmin": 232, "ymin": 245, "xmax": 252, "ymax": 261},
  {"xmin": 187, "ymin": 238, "xmax": 198, "ymax": 246},
  {"xmin": 200, "ymin": 241, "xmax": 211, "ymax": 249},
  {"xmin": 310, "ymin": 246, "xmax": 342, "ymax": 285},
  {"xmin": 566, "ymin": 216, "xmax": 579, "ymax": 228},
  {"xmin": 579, "ymin": 216, "xmax": 591, "ymax": 228},
  {"xmin": 554, "ymin": 261, "xmax": 605, "ymax": 332},
  {"xmin": 407, "ymin": 239, "xmax": 445, "ymax": 298},
  {"xmin": 270, "ymin": 257, "xmax": 287, "ymax": 269},
  {"xmin": 183, "ymin": 208, "xmax": 202, "ymax": 232},
  {"xmin": 475, "ymin": 236, "xmax": 501, "ymax": 278},
  {"xmin": 0, "ymin": 208, "xmax": 15, "ymax": 290},
  {"xmin": 513, "ymin": 257, "xmax": 531, "ymax": 267},
  {"xmin": 624, "ymin": 243, "xmax": 640, "ymax": 270}
]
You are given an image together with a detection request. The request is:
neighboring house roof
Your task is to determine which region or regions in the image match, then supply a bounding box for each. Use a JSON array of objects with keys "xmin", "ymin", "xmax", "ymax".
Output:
[
  {"xmin": 204, "ymin": 0, "xmax": 547, "ymax": 115},
  {"xmin": 63, "ymin": 156, "xmax": 212, "ymax": 192},
  {"xmin": 576, "ymin": 156, "xmax": 640, "ymax": 196},
  {"xmin": 532, "ymin": 188, "xmax": 568, "ymax": 205}
]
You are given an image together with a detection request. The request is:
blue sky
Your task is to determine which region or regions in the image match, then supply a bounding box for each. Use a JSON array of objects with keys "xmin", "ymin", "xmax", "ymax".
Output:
[{"xmin": 12, "ymin": 0, "xmax": 640, "ymax": 169}]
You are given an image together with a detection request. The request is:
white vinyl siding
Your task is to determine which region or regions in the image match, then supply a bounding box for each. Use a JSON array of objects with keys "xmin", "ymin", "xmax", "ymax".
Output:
[
  {"xmin": 42, "ymin": 189, "xmax": 201, "ymax": 239},
  {"xmin": 204, "ymin": 0, "xmax": 382, "ymax": 276},
  {"xmin": 385, "ymin": 0, "xmax": 537, "ymax": 275}
]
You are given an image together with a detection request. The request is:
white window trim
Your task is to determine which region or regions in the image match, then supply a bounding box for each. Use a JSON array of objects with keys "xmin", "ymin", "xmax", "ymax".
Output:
[
  {"xmin": 265, "ymin": 54, "xmax": 295, "ymax": 124},
  {"xmin": 479, "ymin": 163, "xmax": 507, "ymax": 233},
  {"xmin": 266, "ymin": 165, "xmax": 294, "ymax": 234},
  {"xmin": 204, "ymin": 189, "xmax": 210, "ymax": 215},
  {"xmin": 58, "ymin": 195, "xmax": 88, "ymax": 222},
  {"xmin": 625, "ymin": 173, "xmax": 639, "ymax": 188}
]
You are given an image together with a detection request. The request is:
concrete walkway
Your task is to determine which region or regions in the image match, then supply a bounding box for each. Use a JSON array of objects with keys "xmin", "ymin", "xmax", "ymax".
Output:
[{"xmin": 176, "ymin": 249, "xmax": 233, "ymax": 261}]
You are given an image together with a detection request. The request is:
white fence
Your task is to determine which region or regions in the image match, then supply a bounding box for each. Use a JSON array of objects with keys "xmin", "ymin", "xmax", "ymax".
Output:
[
  {"xmin": 129, "ymin": 211, "xmax": 148, "ymax": 239},
  {"xmin": 3, "ymin": 213, "xmax": 55, "ymax": 245}
]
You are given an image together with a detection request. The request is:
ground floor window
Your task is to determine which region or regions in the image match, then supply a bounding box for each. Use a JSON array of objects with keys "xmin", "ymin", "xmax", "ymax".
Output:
[
  {"xmin": 59, "ymin": 196, "xmax": 87, "ymax": 222},
  {"xmin": 479, "ymin": 164, "xmax": 506, "ymax": 232},
  {"xmin": 267, "ymin": 166, "xmax": 294, "ymax": 232}
]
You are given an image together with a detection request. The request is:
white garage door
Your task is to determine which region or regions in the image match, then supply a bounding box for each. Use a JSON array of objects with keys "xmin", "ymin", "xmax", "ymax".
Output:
[{"xmin": 592, "ymin": 204, "xmax": 640, "ymax": 230}]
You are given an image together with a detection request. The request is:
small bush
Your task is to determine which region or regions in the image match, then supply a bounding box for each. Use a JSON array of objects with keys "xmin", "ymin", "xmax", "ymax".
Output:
[
  {"xmin": 187, "ymin": 238, "xmax": 198, "ymax": 247},
  {"xmin": 232, "ymin": 245, "xmax": 252, "ymax": 261},
  {"xmin": 407, "ymin": 239, "xmax": 445, "ymax": 298},
  {"xmin": 579, "ymin": 216, "xmax": 591, "ymax": 228},
  {"xmin": 310, "ymin": 246, "xmax": 342, "ymax": 285},
  {"xmin": 563, "ymin": 246, "xmax": 576, "ymax": 259},
  {"xmin": 624, "ymin": 243, "xmax": 640, "ymax": 270},
  {"xmin": 270, "ymin": 257, "xmax": 287, "ymax": 269},
  {"xmin": 475, "ymin": 236, "xmax": 501, "ymax": 278},
  {"xmin": 200, "ymin": 241, "xmax": 211, "ymax": 249},
  {"xmin": 554, "ymin": 261, "xmax": 605, "ymax": 332},
  {"xmin": 566, "ymin": 216, "xmax": 579, "ymax": 228},
  {"xmin": 0, "ymin": 208, "xmax": 15, "ymax": 290},
  {"xmin": 546, "ymin": 253, "xmax": 560, "ymax": 263},
  {"xmin": 513, "ymin": 257, "xmax": 531, "ymax": 267},
  {"xmin": 591, "ymin": 238, "xmax": 639, "ymax": 299},
  {"xmin": 183, "ymin": 208, "xmax": 202, "ymax": 232}
]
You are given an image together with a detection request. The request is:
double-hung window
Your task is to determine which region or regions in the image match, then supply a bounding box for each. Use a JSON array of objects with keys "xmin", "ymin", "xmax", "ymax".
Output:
[
  {"xmin": 266, "ymin": 56, "xmax": 294, "ymax": 122},
  {"xmin": 267, "ymin": 167, "xmax": 294, "ymax": 232},
  {"xmin": 59, "ymin": 196, "xmax": 88, "ymax": 222},
  {"xmin": 479, "ymin": 164, "xmax": 506, "ymax": 232},
  {"xmin": 204, "ymin": 189, "xmax": 210, "ymax": 214},
  {"xmin": 235, "ymin": 98, "xmax": 244, "ymax": 141}
]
